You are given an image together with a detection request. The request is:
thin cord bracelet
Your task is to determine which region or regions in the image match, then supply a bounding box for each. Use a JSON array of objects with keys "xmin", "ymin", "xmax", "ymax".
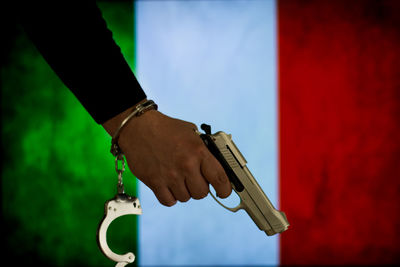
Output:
[{"xmin": 110, "ymin": 99, "xmax": 158, "ymax": 157}]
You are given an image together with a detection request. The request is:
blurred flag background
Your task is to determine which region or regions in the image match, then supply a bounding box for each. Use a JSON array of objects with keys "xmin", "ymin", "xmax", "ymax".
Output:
[{"xmin": 1, "ymin": 0, "xmax": 399, "ymax": 266}]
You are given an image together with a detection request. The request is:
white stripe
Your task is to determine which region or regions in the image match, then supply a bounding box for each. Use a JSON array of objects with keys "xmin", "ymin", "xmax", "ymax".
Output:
[{"xmin": 136, "ymin": 0, "xmax": 278, "ymax": 265}]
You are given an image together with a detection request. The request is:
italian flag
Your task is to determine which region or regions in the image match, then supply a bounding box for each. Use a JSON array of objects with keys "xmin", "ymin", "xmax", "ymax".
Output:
[{"xmin": 2, "ymin": 0, "xmax": 399, "ymax": 266}]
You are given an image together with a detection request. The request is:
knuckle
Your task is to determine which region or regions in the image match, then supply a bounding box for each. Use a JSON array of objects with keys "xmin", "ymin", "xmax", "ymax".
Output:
[
  {"xmin": 195, "ymin": 143, "xmax": 207, "ymax": 156},
  {"xmin": 188, "ymin": 122, "xmax": 197, "ymax": 129},
  {"xmin": 188, "ymin": 138, "xmax": 205, "ymax": 153},
  {"xmin": 180, "ymin": 157, "xmax": 196, "ymax": 171},
  {"xmin": 214, "ymin": 170, "xmax": 229, "ymax": 185},
  {"xmin": 165, "ymin": 169, "xmax": 179, "ymax": 183}
]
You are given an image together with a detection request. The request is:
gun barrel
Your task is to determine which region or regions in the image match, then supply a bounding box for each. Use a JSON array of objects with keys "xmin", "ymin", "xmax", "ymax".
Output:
[{"xmin": 240, "ymin": 165, "xmax": 289, "ymax": 235}]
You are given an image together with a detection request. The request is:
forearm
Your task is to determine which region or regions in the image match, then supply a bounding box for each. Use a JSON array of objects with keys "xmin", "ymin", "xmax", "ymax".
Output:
[{"xmin": 18, "ymin": 1, "xmax": 146, "ymax": 124}]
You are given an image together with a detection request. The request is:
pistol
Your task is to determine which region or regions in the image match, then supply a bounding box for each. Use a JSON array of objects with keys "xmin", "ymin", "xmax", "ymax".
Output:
[{"xmin": 199, "ymin": 124, "xmax": 289, "ymax": 236}]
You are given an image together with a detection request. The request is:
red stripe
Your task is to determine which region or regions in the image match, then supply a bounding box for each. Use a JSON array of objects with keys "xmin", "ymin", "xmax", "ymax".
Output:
[{"xmin": 278, "ymin": 0, "xmax": 400, "ymax": 265}]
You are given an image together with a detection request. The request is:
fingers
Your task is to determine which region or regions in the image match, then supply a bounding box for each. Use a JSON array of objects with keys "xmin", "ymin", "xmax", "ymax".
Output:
[
  {"xmin": 153, "ymin": 142, "xmax": 231, "ymax": 206},
  {"xmin": 200, "ymin": 152, "xmax": 232, "ymax": 199},
  {"xmin": 168, "ymin": 176, "xmax": 191, "ymax": 203},
  {"xmin": 149, "ymin": 160, "xmax": 231, "ymax": 207},
  {"xmin": 185, "ymin": 173, "xmax": 209, "ymax": 200},
  {"xmin": 178, "ymin": 153, "xmax": 209, "ymax": 200},
  {"xmin": 152, "ymin": 186, "xmax": 177, "ymax": 207},
  {"xmin": 153, "ymin": 177, "xmax": 206, "ymax": 206}
]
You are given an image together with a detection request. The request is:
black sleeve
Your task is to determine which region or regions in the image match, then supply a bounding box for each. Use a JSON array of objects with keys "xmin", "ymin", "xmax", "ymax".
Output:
[{"xmin": 17, "ymin": 0, "xmax": 147, "ymax": 124}]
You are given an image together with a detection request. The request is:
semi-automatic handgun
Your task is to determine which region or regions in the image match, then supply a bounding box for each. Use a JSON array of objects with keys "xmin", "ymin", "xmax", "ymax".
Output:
[{"xmin": 199, "ymin": 124, "xmax": 289, "ymax": 236}]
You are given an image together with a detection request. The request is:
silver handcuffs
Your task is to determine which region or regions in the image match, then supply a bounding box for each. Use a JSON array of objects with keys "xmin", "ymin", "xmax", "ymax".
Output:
[
  {"xmin": 97, "ymin": 193, "xmax": 142, "ymax": 267},
  {"xmin": 97, "ymin": 100, "xmax": 157, "ymax": 266},
  {"xmin": 97, "ymin": 154, "xmax": 142, "ymax": 266}
]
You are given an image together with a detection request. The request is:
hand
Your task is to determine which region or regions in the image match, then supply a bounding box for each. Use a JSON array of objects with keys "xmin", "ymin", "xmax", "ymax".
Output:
[{"xmin": 103, "ymin": 102, "xmax": 232, "ymax": 206}]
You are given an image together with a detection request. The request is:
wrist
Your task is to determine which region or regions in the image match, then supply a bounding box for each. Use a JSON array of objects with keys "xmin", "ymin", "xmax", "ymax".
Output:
[
  {"xmin": 102, "ymin": 98, "xmax": 148, "ymax": 137},
  {"xmin": 103, "ymin": 99, "xmax": 158, "ymax": 157}
]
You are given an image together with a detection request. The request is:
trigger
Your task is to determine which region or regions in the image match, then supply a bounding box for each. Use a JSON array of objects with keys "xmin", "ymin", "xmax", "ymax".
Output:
[{"xmin": 209, "ymin": 190, "xmax": 243, "ymax": 212}]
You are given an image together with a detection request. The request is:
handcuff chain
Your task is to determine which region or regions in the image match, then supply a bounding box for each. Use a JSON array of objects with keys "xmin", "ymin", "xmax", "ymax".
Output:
[
  {"xmin": 115, "ymin": 153, "xmax": 125, "ymax": 194},
  {"xmin": 110, "ymin": 100, "xmax": 157, "ymax": 195}
]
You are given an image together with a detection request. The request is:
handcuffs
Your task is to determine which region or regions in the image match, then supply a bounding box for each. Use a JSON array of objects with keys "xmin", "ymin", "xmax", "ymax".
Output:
[{"xmin": 97, "ymin": 100, "xmax": 157, "ymax": 267}]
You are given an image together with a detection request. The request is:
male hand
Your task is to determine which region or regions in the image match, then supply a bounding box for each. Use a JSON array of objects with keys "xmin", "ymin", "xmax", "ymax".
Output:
[{"xmin": 103, "ymin": 102, "xmax": 232, "ymax": 206}]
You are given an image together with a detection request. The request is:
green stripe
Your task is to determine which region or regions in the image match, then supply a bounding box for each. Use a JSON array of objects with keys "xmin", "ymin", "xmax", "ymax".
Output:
[
  {"xmin": 1, "ymin": 1, "xmax": 138, "ymax": 266},
  {"xmin": 98, "ymin": 2, "xmax": 139, "ymax": 266}
]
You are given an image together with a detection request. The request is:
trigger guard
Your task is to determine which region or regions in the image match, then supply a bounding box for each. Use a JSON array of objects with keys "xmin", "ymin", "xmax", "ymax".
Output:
[
  {"xmin": 97, "ymin": 194, "xmax": 142, "ymax": 266},
  {"xmin": 209, "ymin": 190, "xmax": 243, "ymax": 212}
]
